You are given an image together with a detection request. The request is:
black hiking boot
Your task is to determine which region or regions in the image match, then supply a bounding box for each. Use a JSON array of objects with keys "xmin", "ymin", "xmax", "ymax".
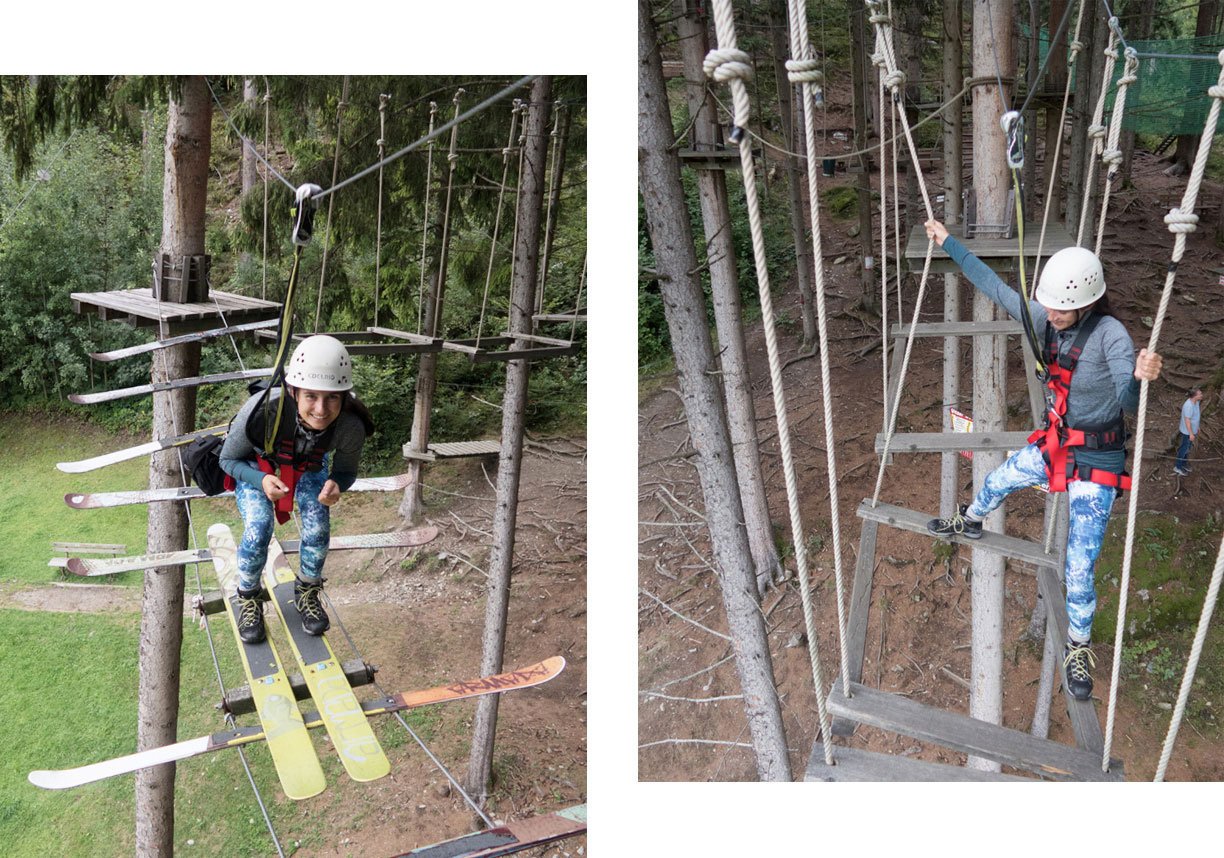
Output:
[
  {"xmin": 235, "ymin": 586, "xmax": 265, "ymax": 645},
  {"xmin": 294, "ymin": 576, "xmax": 330, "ymax": 636},
  {"xmin": 1063, "ymin": 640, "xmax": 1095, "ymax": 702},
  {"xmin": 926, "ymin": 505, "xmax": 983, "ymax": 539}
]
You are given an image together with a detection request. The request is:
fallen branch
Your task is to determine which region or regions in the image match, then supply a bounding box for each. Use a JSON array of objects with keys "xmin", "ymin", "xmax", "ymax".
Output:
[{"xmin": 639, "ymin": 588, "xmax": 730, "ymax": 641}]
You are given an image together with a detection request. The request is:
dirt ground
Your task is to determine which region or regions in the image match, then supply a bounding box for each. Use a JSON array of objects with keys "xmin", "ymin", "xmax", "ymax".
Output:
[
  {"xmin": 5, "ymin": 441, "xmax": 587, "ymax": 856},
  {"xmin": 638, "ymin": 79, "xmax": 1224, "ymax": 783}
]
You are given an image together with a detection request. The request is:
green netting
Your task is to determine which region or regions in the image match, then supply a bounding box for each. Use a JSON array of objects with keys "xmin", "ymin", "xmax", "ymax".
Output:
[{"xmin": 1027, "ymin": 28, "xmax": 1224, "ymax": 136}]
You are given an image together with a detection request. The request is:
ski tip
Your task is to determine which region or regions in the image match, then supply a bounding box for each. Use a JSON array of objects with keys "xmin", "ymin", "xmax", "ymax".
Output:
[
  {"xmin": 28, "ymin": 770, "xmax": 68, "ymax": 790},
  {"xmin": 66, "ymin": 395, "xmax": 86, "ymax": 404},
  {"xmin": 206, "ymin": 522, "xmax": 232, "ymax": 539},
  {"xmin": 64, "ymin": 558, "xmax": 88, "ymax": 577},
  {"xmin": 64, "ymin": 493, "xmax": 87, "ymax": 508},
  {"xmin": 56, "ymin": 462, "xmax": 87, "ymax": 474}
]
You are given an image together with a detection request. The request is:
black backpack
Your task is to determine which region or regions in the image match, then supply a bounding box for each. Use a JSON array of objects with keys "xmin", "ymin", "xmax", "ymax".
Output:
[{"xmin": 182, "ymin": 433, "xmax": 228, "ymax": 496}]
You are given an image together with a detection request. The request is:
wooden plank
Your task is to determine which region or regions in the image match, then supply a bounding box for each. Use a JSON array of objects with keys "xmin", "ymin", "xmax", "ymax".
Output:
[
  {"xmin": 71, "ymin": 289, "xmax": 280, "ymax": 337},
  {"xmin": 89, "ymin": 319, "xmax": 278, "ymax": 362},
  {"xmin": 224, "ymin": 658, "xmax": 375, "ymax": 717},
  {"xmin": 875, "ymin": 431, "xmax": 1033, "ymax": 454},
  {"xmin": 470, "ymin": 344, "xmax": 578, "ymax": 363},
  {"xmin": 51, "ymin": 542, "xmax": 126, "ymax": 552},
  {"xmin": 1036, "ymin": 567, "xmax": 1107, "ymax": 756},
  {"xmin": 805, "ymin": 744, "xmax": 1034, "ymax": 782},
  {"xmin": 366, "ymin": 326, "xmax": 442, "ymax": 346},
  {"xmin": 500, "ymin": 331, "xmax": 574, "ymax": 347},
  {"xmin": 904, "ymin": 222, "xmax": 1076, "ymax": 268},
  {"xmin": 891, "ymin": 320, "xmax": 1024, "ymax": 338},
  {"xmin": 826, "ymin": 680, "xmax": 1124, "ymax": 781},
  {"xmin": 68, "ymin": 368, "xmax": 274, "ymax": 405},
  {"xmin": 533, "ymin": 312, "xmax": 586, "ymax": 323},
  {"xmin": 833, "ymin": 520, "xmax": 879, "ymax": 736},
  {"xmin": 432, "ymin": 440, "xmax": 500, "ymax": 457},
  {"xmin": 856, "ymin": 499, "xmax": 1057, "ymax": 570}
]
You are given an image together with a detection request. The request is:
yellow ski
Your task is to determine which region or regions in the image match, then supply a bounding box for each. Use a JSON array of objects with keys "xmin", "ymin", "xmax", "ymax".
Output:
[
  {"xmin": 262, "ymin": 536, "xmax": 390, "ymax": 782},
  {"xmin": 207, "ymin": 523, "xmax": 326, "ymax": 800}
]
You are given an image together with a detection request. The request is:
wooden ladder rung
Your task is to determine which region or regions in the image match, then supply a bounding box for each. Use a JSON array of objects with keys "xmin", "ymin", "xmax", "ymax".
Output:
[
  {"xmin": 826, "ymin": 680, "xmax": 1124, "ymax": 781},
  {"xmin": 891, "ymin": 320, "xmax": 1024, "ymax": 338},
  {"xmin": 875, "ymin": 431, "xmax": 1033, "ymax": 454},
  {"xmin": 805, "ymin": 744, "xmax": 1035, "ymax": 782},
  {"xmin": 856, "ymin": 498, "xmax": 1057, "ymax": 569}
]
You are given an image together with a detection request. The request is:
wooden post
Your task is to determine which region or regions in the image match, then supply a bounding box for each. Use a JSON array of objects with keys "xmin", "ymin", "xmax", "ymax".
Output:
[
  {"xmin": 941, "ymin": 0, "xmax": 964, "ymax": 520},
  {"xmin": 968, "ymin": 0, "xmax": 1013, "ymax": 773},
  {"xmin": 851, "ymin": 0, "xmax": 876, "ymax": 308},
  {"xmin": 1044, "ymin": 0, "xmax": 1069, "ymax": 223}
]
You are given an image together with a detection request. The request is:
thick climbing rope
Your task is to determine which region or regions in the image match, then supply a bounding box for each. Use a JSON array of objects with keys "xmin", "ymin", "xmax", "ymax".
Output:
[
  {"xmin": 865, "ymin": 0, "xmax": 940, "ymax": 510},
  {"xmin": 417, "ymin": 102, "xmax": 438, "ymax": 335},
  {"xmin": 703, "ymin": 0, "xmax": 838, "ymax": 762},
  {"xmin": 1107, "ymin": 50, "xmax": 1224, "ymax": 776},
  {"xmin": 374, "ymin": 93, "xmax": 389, "ymax": 328},
  {"xmin": 1092, "ymin": 47, "xmax": 1140, "ymax": 256},
  {"xmin": 475, "ymin": 100, "xmax": 522, "ymax": 348},
  {"xmin": 314, "ymin": 76, "xmax": 349, "ymax": 333},
  {"xmin": 261, "ymin": 77, "xmax": 270, "ymax": 302},
  {"xmin": 535, "ymin": 102, "xmax": 567, "ymax": 318},
  {"xmin": 877, "ymin": 49, "xmax": 891, "ymax": 430},
  {"xmin": 426, "ymin": 91, "xmax": 465, "ymax": 340},
  {"xmin": 1076, "ymin": 23, "xmax": 1123, "ymax": 246}
]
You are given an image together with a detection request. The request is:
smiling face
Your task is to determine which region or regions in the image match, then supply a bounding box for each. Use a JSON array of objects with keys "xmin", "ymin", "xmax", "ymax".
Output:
[
  {"xmin": 293, "ymin": 387, "xmax": 344, "ymax": 431},
  {"xmin": 1043, "ymin": 305, "xmax": 1082, "ymax": 331}
]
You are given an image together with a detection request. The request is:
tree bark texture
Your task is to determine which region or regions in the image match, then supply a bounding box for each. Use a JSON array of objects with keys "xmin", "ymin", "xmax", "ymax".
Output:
[
  {"xmin": 463, "ymin": 76, "xmax": 552, "ymax": 803},
  {"xmin": 640, "ymin": 1, "xmax": 791, "ymax": 781},
  {"xmin": 678, "ymin": 0, "xmax": 783, "ymax": 597},
  {"xmin": 941, "ymin": 0, "xmax": 964, "ymax": 519},
  {"xmin": 851, "ymin": 0, "xmax": 876, "ymax": 308},
  {"xmin": 137, "ymin": 74, "xmax": 209, "ymax": 858},
  {"xmin": 241, "ymin": 77, "xmax": 258, "ymax": 198},
  {"xmin": 968, "ymin": 0, "xmax": 1013, "ymax": 772},
  {"xmin": 1119, "ymin": 0, "xmax": 1156, "ymax": 184}
]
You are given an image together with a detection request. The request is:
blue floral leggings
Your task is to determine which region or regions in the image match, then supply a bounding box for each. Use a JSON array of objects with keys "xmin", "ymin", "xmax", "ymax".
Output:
[
  {"xmin": 233, "ymin": 458, "xmax": 330, "ymax": 592},
  {"xmin": 966, "ymin": 443, "xmax": 1115, "ymax": 642}
]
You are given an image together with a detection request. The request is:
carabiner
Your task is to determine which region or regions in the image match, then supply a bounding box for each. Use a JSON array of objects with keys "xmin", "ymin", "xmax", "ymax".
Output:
[
  {"xmin": 291, "ymin": 183, "xmax": 323, "ymax": 247},
  {"xmin": 1000, "ymin": 111, "xmax": 1024, "ymax": 170}
]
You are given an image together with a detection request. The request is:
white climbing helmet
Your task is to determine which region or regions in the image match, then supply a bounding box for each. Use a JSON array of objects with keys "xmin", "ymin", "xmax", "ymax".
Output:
[
  {"xmin": 1035, "ymin": 246, "xmax": 1106, "ymax": 310},
  {"xmin": 286, "ymin": 335, "xmax": 353, "ymax": 392}
]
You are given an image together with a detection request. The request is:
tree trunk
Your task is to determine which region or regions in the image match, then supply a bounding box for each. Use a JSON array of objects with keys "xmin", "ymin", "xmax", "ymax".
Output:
[
  {"xmin": 677, "ymin": 0, "xmax": 783, "ymax": 597},
  {"xmin": 941, "ymin": 0, "xmax": 964, "ymax": 519},
  {"xmin": 968, "ymin": 0, "xmax": 1013, "ymax": 773},
  {"xmin": 1044, "ymin": 0, "xmax": 1068, "ymax": 221},
  {"xmin": 400, "ymin": 96, "xmax": 464, "ymax": 524},
  {"xmin": 1023, "ymin": 0, "xmax": 1039, "ymax": 214},
  {"xmin": 1119, "ymin": 0, "xmax": 1157, "ymax": 184},
  {"xmin": 136, "ymin": 75, "xmax": 209, "ymax": 858},
  {"xmin": 241, "ymin": 77, "xmax": 258, "ymax": 198},
  {"xmin": 463, "ymin": 76, "xmax": 552, "ymax": 803},
  {"xmin": 851, "ymin": 0, "xmax": 877, "ymax": 309},
  {"xmin": 640, "ymin": 0, "xmax": 791, "ymax": 781},
  {"xmin": 1066, "ymin": 5, "xmax": 1099, "ymax": 235},
  {"xmin": 767, "ymin": 0, "xmax": 817, "ymax": 350}
]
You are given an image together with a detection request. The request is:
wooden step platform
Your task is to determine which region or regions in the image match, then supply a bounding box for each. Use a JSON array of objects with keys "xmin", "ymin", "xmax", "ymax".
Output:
[
  {"xmin": 72, "ymin": 288, "xmax": 279, "ymax": 338},
  {"xmin": 826, "ymin": 680, "xmax": 1124, "ymax": 781},
  {"xmin": 891, "ymin": 320, "xmax": 1024, "ymax": 338},
  {"xmin": 805, "ymin": 744, "xmax": 1034, "ymax": 782},
  {"xmin": 1036, "ymin": 566, "xmax": 1107, "ymax": 755},
  {"xmin": 856, "ymin": 499, "xmax": 1056, "ymax": 570},
  {"xmin": 876, "ymin": 430, "xmax": 1033, "ymax": 454},
  {"xmin": 403, "ymin": 440, "xmax": 500, "ymax": 462}
]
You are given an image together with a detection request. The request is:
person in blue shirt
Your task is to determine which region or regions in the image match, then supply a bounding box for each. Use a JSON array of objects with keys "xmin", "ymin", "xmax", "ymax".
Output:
[{"xmin": 1174, "ymin": 388, "xmax": 1203, "ymax": 476}]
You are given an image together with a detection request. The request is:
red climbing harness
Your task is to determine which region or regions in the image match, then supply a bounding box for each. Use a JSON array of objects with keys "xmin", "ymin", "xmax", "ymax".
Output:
[{"xmin": 1026, "ymin": 313, "xmax": 1132, "ymax": 494}]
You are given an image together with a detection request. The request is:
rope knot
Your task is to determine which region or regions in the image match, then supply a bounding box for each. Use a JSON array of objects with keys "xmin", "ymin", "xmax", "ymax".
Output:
[
  {"xmin": 1165, "ymin": 207, "xmax": 1199, "ymax": 234},
  {"xmin": 883, "ymin": 70, "xmax": 907, "ymax": 91},
  {"xmin": 871, "ymin": 50, "xmax": 887, "ymax": 69},
  {"xmin": 1218, "ymin": 49, "xmax": 1224, "ymax": 68},
  {"xmin": 1070, "ymin": 40, "xmax": 1084, "ymax": 54},
  {"xmin": 1103, "ymin": 148, "xmax": 1123, "ymax": 167},
  {"xmin": 869, "ymin": 12, "xmax": 891, "ymax": 25},
  {"xmin": 703, "ymin": 48, "xmax": 753, "ymax": 84},
  {"xmin": 785, "ymin": 58, "xmax": 823, "ymax": 84},
  {"xmin": 1209, "ymin": 84, "xmax": 1224, "ymax": 100},
  {"xmin": 1104, "ymin": 46, "xmax": 1118, "ymax": 61},
  {"xmin": 1088, "ymin": 124, "xmax": 1106, "ymax": 140}
]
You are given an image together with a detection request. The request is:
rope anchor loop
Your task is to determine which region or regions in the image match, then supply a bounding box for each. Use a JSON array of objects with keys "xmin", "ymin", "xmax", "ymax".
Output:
[
  {"xmin": 1001, "ymin": 110, "xmax": 1024, "ymax": 169},
  {"xmin": 291, "ymin": 183, "xmax": 323, "ymax": 247}
]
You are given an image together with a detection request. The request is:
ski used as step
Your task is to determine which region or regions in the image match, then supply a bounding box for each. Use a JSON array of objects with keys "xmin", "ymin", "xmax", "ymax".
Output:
[
  {"xmin": 262, "ymin": 536, "xmax": 390, "ymax": 782},
  {"xmin": 55, "ymin": 526, "xmax": 439, "ymax": 576},
  {"xmin": 207, "ymin": 523, "xmax": 325, "ymax": 800},
  {"xmin": 56, "ymin": 424, "xmax": 229, "ymax": 473},
  {"xmin": 68, "ymin": 368, "xmax": 274, "ymax": 405},
  {"xmin": 89, "ymin": 319, "xmax": 278, "ymax": 362},
  {"xmin": 64, "ymin": 472, "xmax": 414, "ymax": 509},
  {"xmin": 394, "ymin": 803, "xmax": 586, "ymax": 858},
  {"xmin": 28, "ymin": 656, "xmax": 564, "ymax": 791}
]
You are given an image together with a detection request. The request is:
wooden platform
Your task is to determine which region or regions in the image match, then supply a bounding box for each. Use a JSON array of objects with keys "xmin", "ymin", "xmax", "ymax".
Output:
[
  {"xmin": 403, "ymin": 439, "xmax": 501, "ymax": 462},
  {"xmin": 441, "ymin": 336, "xmax": 579, "ymax": 363},
  {"xmin": 904, "ymin": 222, "xmax": 1075, "ymax": 275},
  {"xmin": 875, "ymin": 430, "xmax": 1032, "ymax": 455},
  {"xmin": 825, "ymin": 681, "xmax": 1123, "ymax": 781},
  {"xmin": 534, "ymin": 307, "xmax": 586, "ymax": 324},
  {"xmin": 71, "ymin": 288, "xmax": 280, "ymax": 338}
]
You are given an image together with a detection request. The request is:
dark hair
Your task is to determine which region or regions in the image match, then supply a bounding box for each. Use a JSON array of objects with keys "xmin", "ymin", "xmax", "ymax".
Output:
[
  {"xmin": 287, "ymin": 386, "xmax": 376, "ymax": 437},
  {"xmin": 1087, "ymin": 292, "xmax": 1114, "ymax": 318}
]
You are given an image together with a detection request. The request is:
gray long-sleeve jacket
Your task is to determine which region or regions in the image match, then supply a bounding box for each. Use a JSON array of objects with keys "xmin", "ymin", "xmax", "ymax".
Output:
[
  {"xmin": 219, "ymin": 387, "xmax": 365, "ymax": 490},
  {"xmin": 942, "ymin": 235, "xmax": 1141, "ymax": 474}
]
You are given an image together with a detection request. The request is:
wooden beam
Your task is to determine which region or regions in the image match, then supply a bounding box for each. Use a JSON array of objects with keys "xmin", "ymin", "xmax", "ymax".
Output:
[
  {"xmin": 832, "ymin": 519, "xmax": 879, "ymax": 736},
  {"xmin": 856, "ymin": 499, "xmax": 1057, "ymax": 570},
  {"xmin": 224, "ymin": 658, "xmax": 375, "ymax": 717},
  {"xmin": 1036, "ymin": 566, "xmax": 1108, "ymax": 756},
  {"xmin": 805, "ymin": 744, "xmax": 1035, "ymax": 782},
  {"xmin": 875, "ymin": 431, "xmax": 1033, "ymax": 454},
  {"xmin": 826, "ymin": 680, "xmax": 1124, "ymax": 781},
  {"xmin": 892, "ymin": 320, "xmax": 1024, "ymax": 338}
]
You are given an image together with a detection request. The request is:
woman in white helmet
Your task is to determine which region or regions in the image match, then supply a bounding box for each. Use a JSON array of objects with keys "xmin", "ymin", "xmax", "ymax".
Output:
[
  {"xmin": 218, "ymin": 335, "xmax": 374, "ymax": 644},
  {"xmin": 923, "ymin": 219, "xmax": 1163, "ymax": 702}
]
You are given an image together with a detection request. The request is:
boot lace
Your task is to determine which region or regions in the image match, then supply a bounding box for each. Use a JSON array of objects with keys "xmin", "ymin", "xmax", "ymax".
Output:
[
  {"xmin": 296, "ymin": 579, "xmax": 325, "ymax": 621},
  {"xmin": 1063, "ymin": 643, "xmax": 1095, "ymax": 682},
  {"xmin": 237, "ymin": 593, "xmax": 262, "ymax": 628}
]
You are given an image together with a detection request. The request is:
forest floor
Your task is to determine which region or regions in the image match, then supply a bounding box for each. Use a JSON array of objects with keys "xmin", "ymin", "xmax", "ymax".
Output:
[
  {"xmin": 3, "ymin": 435, "xmax": 587, "ymax": 857},
  {"xmin": 638, "ymin": 82, "xmax": 1224, "ymax": 782}
]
